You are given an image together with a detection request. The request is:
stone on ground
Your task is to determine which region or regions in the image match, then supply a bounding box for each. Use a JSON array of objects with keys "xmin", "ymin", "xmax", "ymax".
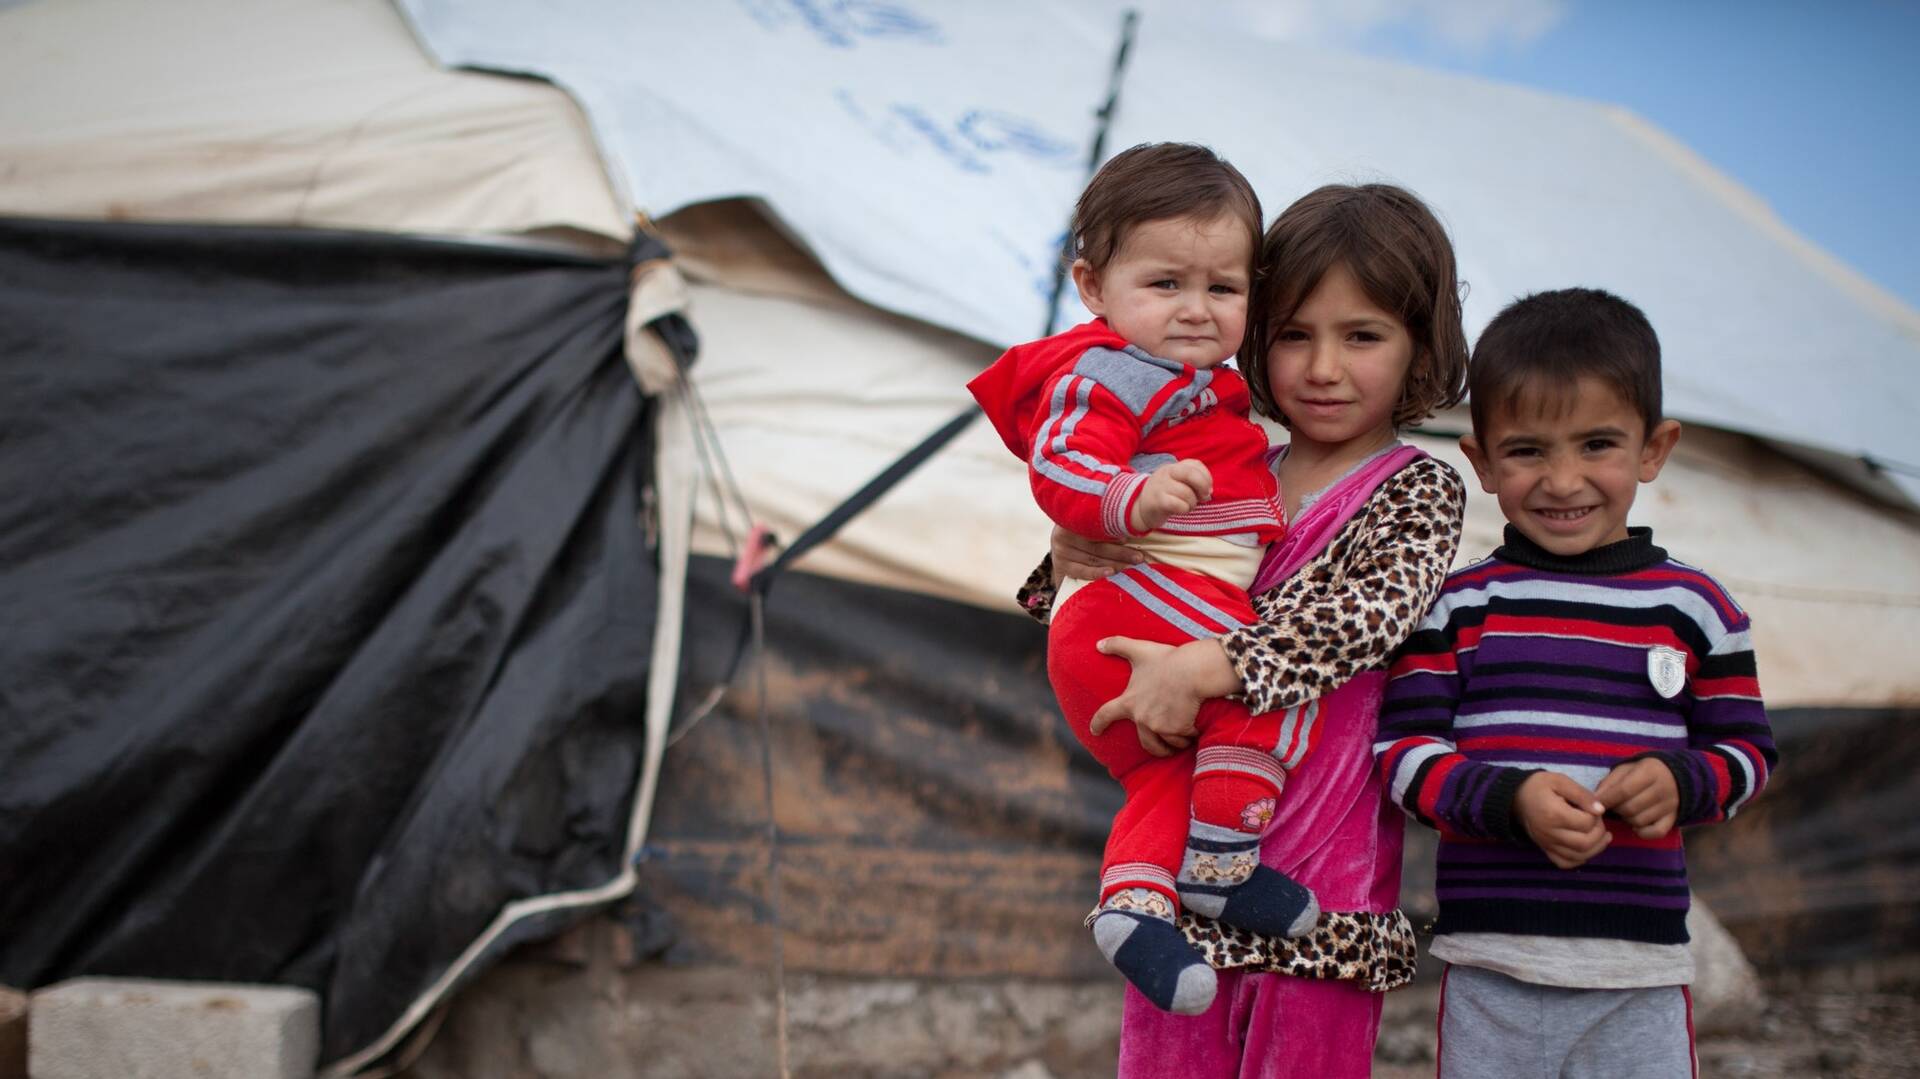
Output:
[
  {"xmin": 1689, "ymin": 896, "xmax": 1766, "ymax": 1035},
  {"xmin": 29, "ymin": 978, "xmax": 318, "ymax": 1079}
]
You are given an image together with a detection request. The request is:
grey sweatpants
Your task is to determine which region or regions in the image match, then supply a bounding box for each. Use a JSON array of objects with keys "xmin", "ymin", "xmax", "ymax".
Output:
[{"xmin": 1437, "ymin": 964, "xmax": 1695, "ymax": 1078}]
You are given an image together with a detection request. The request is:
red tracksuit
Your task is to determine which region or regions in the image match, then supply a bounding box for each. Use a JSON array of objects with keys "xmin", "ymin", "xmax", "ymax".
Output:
[{"xmin": 969, "ymin": 320, "xmax": 1320, "ymax": 908}]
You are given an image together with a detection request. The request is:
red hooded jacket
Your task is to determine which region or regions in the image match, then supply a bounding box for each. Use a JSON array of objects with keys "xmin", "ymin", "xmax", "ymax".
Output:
[{"xmin": 967, "ymin": 320, "xmax": 1283, "ymax": 544}]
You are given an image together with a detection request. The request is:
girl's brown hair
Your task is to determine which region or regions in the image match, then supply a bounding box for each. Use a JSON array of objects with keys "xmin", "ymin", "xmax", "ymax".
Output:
[{"xmin": 1241, "ymin": 184, "xmax": 1468, "ymax": 428}]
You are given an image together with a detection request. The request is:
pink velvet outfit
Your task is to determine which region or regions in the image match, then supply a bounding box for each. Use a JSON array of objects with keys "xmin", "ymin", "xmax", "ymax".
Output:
[
  {"xmin": 1045, "ymin": 445, "xmax": 1467, "ymax": 1078},
  {"xmin": 1118, "ymin": 668, "xmax": 1403, "ymax": 1078}
]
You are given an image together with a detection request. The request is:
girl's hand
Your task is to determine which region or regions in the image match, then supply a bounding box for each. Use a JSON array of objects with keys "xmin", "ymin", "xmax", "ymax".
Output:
[
  {"xmin": 1087, "ymin": 637, "xmax": 1213, "ymax": 757},
  {"xmin": 1049, "ymin": 524, "xmax": 1143, "ymax": 586}
]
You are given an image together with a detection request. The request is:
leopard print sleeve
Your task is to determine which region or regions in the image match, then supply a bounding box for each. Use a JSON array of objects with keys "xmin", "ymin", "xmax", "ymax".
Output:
[
  {"xmin": 1220, "ymin": 456, "xmax": 1466, "ymax": 716},
  {"xmin": 1015, "ymin": 555, "xmax": 1058, "ymax": 625}
]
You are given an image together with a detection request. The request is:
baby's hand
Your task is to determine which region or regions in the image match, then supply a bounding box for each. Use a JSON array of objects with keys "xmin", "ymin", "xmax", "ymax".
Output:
[
  {"xmin": 1514, "ymin": 772, "xmax": 1609, "ymax": 869},
  {"xmin": 1595, "ymin": 758, "xmax": 1680, "ymax": 840},
  {"xmin": 1128, "ymin": 459, "xmax": 1212, "ymax": 534}
]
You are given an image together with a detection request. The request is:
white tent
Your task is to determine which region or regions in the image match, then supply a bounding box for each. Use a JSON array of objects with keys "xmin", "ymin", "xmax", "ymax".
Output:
[
  {"xmin": 8, "ymin": 0, "xmax": 1914, "ymax": 709},
  {"xmin": 0, "ymin": 0, "xmax": 628, "ymax": 245},
  {"xmin": 397, "ymin": 0, "xmax": 1920, "ymax": 507}
]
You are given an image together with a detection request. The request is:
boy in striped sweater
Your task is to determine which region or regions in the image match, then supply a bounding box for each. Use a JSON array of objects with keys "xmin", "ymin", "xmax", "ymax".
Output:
[{"xmin": 1376, "ymin": 288, "xmax": 1776, "ymax": 1076}]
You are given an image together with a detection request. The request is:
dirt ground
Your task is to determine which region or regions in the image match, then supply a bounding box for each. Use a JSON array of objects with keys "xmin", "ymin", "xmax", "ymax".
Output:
[{"xmin": 400, "ymin": 935, "xmax": 1920, "ymax": 1079}]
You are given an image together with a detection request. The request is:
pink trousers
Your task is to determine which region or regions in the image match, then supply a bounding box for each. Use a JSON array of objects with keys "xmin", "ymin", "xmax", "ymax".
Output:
[
  {"xmin": 1116, "ymin": 671, "xmax": 1404, "ymax": 1079},
  {"xmin": 1119, "ymin": 969, "xmax": 1385, "ymax": 1078}
]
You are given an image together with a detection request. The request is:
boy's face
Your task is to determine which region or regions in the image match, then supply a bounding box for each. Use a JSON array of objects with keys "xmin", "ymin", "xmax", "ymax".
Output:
[
  {"xmin": 1070, "ymin": 213, "xmax": 1251, "ymax": 368},
  {"xmin": 1460, "ymin": 377, "xmax": 1682, "ymax": 556}
]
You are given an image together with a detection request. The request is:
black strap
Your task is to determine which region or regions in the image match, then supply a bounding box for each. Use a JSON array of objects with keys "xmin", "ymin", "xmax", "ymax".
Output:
[
  {"xmin": 747, "ymin": 406, "xmax": 977, "ymax": 596},
  {"xmin": 1043, "ymin": 9, "xmax": 1139, "ymax": 339}
]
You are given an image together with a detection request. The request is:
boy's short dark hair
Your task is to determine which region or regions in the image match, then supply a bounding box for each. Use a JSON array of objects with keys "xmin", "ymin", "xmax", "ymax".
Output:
[
  {"xmin": 1070, "ymin": 142, "xmax": 1262, "ymax": 272},
  {"xmin": 1469, "ymin": 288, "xmax": 1663, "ymax": 438},
  {"xmin": 1244, "ymin": 183, "xmax": 1469, "ymax": 428}
]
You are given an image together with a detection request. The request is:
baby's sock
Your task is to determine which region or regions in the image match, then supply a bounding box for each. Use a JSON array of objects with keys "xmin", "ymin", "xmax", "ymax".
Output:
[
  {"xmin": 1089, "ymin": 888, "xmax": 1217, "ymax": 1015},
  {"xmin": 1176, "ymin": 819, "xmax": 1319, "ymax": 938}
]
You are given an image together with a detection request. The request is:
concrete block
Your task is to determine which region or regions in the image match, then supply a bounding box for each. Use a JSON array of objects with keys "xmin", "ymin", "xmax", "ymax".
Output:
[{"xmin": 29, "ymin": 978, "xmax": 319, "ymax": 1079}]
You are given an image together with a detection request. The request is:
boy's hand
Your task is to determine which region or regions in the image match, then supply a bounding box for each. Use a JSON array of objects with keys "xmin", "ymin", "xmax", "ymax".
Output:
[
  {"xmin": 1595, "ymin": 758, "xmax": 1680, "ymax": 840},
  {"xmin": 1514, "ymin": 772, "xmax": 1610, "ymax": 869},
  {"xmin": 1128, "ymin": 460, "xmax": 1212, "ymax": 534}
]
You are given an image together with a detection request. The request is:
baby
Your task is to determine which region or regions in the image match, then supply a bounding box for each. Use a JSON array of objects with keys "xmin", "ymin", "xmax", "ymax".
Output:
[{"xmin": 970, "ymin": 143, "xmax": 1315, "ymax": 1014}]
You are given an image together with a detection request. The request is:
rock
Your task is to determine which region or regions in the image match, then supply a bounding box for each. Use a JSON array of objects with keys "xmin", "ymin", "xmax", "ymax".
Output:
[
  {"xmin": 1688, "ymin": 896, "xmax": 1765, "ymax": 1035},
  {"xmin": 1374, "ymin": 983, "xmax": 1439, "ymax": 1066},
  {"xmin": 1697, "ymin": 1047, "xmax": 1761, "ymax": 1078},
  {"xmin": 1001, "ymin": 983, "xmax": 1073, "ymax": 1035},
  {"xmin": 1373, "ymin": 1018, "xmax": 1435, "ymax": 1065},
  {"xmin": 1816, "ymin": 1044, "xmax": 1860, "ymax": 1074},
  {"xmin": 787, "ymin": 978, "xmax": 918, "ymax": 1029}
]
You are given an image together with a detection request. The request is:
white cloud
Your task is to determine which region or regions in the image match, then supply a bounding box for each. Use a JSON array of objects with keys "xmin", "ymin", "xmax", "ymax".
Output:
[{"xmin": 1078, "ymin": 0, "xmax": 1569, "ymax": 55}]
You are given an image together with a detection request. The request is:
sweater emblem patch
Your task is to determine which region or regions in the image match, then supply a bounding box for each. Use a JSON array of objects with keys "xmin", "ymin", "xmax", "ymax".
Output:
[{"xmin": 1647, "ymin": 646, "xmax": 1687, "ymax": 699}]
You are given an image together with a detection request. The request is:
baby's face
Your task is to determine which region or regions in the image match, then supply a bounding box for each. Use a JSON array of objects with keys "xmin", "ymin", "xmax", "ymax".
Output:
[{"xmin": 1076, "ymin": 213, "xmax": 1251, "ymax": 368}]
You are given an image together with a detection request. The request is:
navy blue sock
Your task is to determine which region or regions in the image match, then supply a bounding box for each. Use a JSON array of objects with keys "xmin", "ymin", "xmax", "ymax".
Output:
[
  {"xmin": 1176, "ymin": 820, "xmax": 1319, "ymax": 938},
  {"xmin": 1090, "ymin": 898, "xmax": 1217, "ymax": 1015}
]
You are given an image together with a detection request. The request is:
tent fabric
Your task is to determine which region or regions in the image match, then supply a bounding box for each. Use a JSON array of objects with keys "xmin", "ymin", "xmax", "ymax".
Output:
[
  {"xmin": 645, "ymin": 555, "xmax": 1108, "ymax": 980},
  {"xmin": 1102, "ymin": 25, "xmax": 1920, "ymax": 499},
  {"xmin": 399, "ymin": 1, "xmax": 1920, "ymax": 482},
  {"xmin": 659, "ymin": 204, "xmax": 1920, "ymax": 709},
  {"xmin": 642, "ymin": 556, "xmax": 1920, "ymax": 982},
  {"xmin": 394, "ymin": 0, "xmax": 1117, "ymax": 349},
  {"xmin": 649, "ymin": 197, "xmax": 1920, "ymax": 977},
  {"xmin": 1436, "ymin": 423, "xmax": 1920, "ymax": 710},
  {"xmin": 0, "ymin": 217, "xmax": 656, "ymax": 1067},
  {"xmin": 1685, "ymin": 706, "xmax": 1920, "ymax": 973},
  {"xmin": 0, "ymin": 0, "xmax": 631, "ymax": 245}
]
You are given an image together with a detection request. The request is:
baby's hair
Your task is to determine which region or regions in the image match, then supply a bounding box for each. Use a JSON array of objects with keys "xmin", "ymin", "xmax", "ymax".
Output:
[
  {"xmin": 1070, "ymin": 142, "xmax": 1262, "ymax": 273},
  {"xmin": 1242, "ymin": 184, "xmax": 1468, "ymax": 427},
  {"xmin": 1469, "ymin": 288, "xmax": 1662, "ymax": 441}
]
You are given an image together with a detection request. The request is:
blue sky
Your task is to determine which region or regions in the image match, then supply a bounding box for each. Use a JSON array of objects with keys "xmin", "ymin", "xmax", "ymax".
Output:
[{"xmin": 1336, "ymin": 2, "xmax": 1920, "ymax": 312}]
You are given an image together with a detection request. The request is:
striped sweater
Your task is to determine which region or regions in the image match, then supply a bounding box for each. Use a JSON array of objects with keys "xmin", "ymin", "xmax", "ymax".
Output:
[{"xmin": 1375, "ymin": 527, "xmax": 1776, "ymax": 945}]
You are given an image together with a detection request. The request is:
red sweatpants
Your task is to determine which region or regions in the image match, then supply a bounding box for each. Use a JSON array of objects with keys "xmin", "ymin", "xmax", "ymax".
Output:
[{"xmin": 1047, "ymin": 563, "xmax": 1321, "ymax": 906}]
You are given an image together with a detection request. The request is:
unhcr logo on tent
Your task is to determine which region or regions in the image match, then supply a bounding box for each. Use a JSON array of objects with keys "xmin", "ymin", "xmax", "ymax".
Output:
[
  {"xmin": 739, "ymin": 0, "xmax": 944, "ymax": 49},
  {"xmin": 836, "ymin": 91, "xmax": 1080, "ymax": 175}
]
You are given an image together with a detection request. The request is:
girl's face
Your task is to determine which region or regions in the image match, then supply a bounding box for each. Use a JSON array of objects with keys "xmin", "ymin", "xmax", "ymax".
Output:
[{"xmin": 1264, "ymin": 262, "xmax": 1414, "ymax": 455}]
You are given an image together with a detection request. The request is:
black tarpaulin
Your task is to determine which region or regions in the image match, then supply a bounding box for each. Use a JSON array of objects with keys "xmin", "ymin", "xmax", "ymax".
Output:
[
  {"xmin": 641, "ymin": 554, "xmax": 1125, "ymax": 981},
  {"xmin": 641, "ymin": 559, "xmax": 1918, "ymax": 982},
  {"xmin": 1685, "ymin": 706, "xmax": 1920, "ymax": 972},
  {"xmin": 0, "ymin": 218, "xmax": 658, "ymax": 1065}
]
